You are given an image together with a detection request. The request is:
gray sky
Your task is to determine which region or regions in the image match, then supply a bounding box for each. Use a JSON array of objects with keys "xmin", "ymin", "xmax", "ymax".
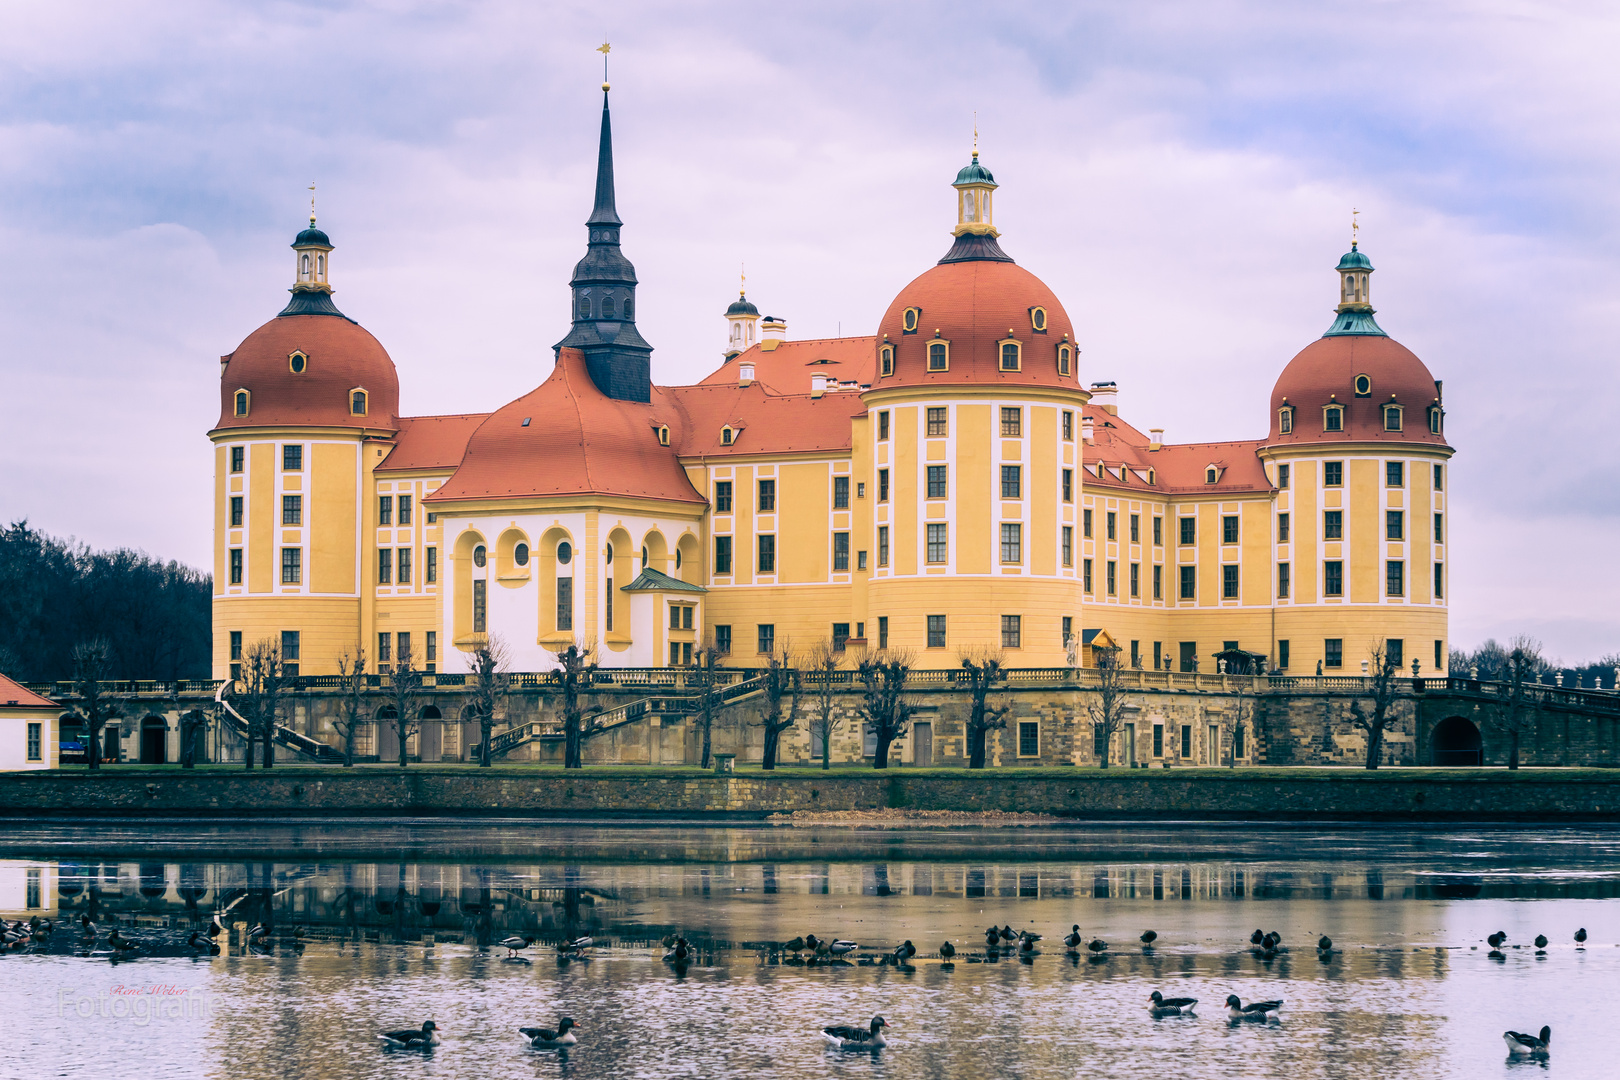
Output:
[{"xmin": 2, "ymin": 1, "xmax": 1616, "ymax": 661}]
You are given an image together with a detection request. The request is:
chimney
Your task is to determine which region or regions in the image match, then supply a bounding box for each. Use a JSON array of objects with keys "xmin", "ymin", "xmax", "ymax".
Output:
[
  {"xmin": 1089, "ymin": 381, "xmax": 1119, "ymax": 415},
  {"xmin": 738, "ymin": 362, "xmax": 755, "ymax": 387},
  {"xmin": 1148, "ymin": 428, "xmax": 1163, "ymax": 451},
  {"xmin": 760, "ymin": 316, "xmax": 788, "ymax": 351},
  {"xmin": 810, "ymin": 373, "xmax": 827, "ymax": 398},
  {"xmin": 1081, "ymin": 414, "xmax": 1095, "ymax": 442}
]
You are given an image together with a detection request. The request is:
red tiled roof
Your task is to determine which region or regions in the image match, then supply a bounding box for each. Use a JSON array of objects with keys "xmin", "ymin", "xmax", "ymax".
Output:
[
  {"xmin": 426, "ymin": 348, "xmax": 704, "ymax": 505},
  {"xmin": 0, "ymin": 673, "xmax": 57, "ymax": 711},
  {"xmin": 1267, "ymin": 334, "xmax": 1448, "ymax": 447},
  {"xmin": 1083, "ymin": 406, "xmax": 1271, "ymax": 493},
  {"xmin": 378, "ymin": 413, "xmax": 490, "ymax": 472},
  {"xmin": 666, "ymin": 382, "xmax": 865, "ymax": 457},
  {"xmin": 215, "ymin": 314, "xmax": 400, "ymax": 432},
  {"xmin": 700, "ymin": 336, "xmax": 877, "ymax": 394}
]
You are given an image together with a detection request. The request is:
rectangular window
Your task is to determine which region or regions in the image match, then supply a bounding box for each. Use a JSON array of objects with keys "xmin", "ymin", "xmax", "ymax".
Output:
[
  {"xmin": 1387, "ymin": 638, "xmax": 1405, "ymax": 668},
  {"xmin": 378, "ymin": 496, "xmax": 393, "ymax": 525},
  {"xmin": 757, "ymin": 479, "xmax": 776, "ymax": 512},
  {"xmin": 1106, "ymin": 511, "xmax": 1116, "ymax": 540},
  {"xmin": 1433, "ymin": 463, "xmax": 1443, "ymax": 490},
  {"xmin": 1002, "ymin": 614, "xmax": 1021, "ymax": 649},
  {"xmin": 926, "ymin": 406, "xmax": 948, "ymax": 436},
  {"xmin": 1435, "ymin": 639, "xmax": 1444, "ymax": 670},
  {"xmin": 669, "ymin": 605, "xmax": 682, "ymax": 630},
  {"xmin": 1130, "ymin": 514, "xmax": 1140, "ymax": 543},
  {"xmin": 1130, "ymin": 640, "xmax": 1141, "ymax": 667},
  {"xmin": 1222, "ymin": 564, "xmax": 1239, "ymax": 599},
  {"xmin": 1386, "ymin": 460, "xmax": 1404, "ymax": 487},
  {"xmin": 1180, "ymin": 724, "xmax": 1191, "ymax": 758},
  {"xmin": 281, "ymin": 494, "xmax": 302, "ymax": 525},
  {"xmin": 1278, "ymin": 562, "xmax": 1290, "ymax": 598},
  {"xmin": 1106, "ymin": 560, "xmax": 1116, "ymax": 595},
  {"xmin": 1386, "ymin": 560, "xmax": 1405, "ymax": 597},
  {"xmin": 878, "ymin": 616, "xmax": 889, "ymax": 648},
  {"xmin": 1083, "ymin": 558, "xmax": 1093, "ymax": 592},
  {"xmin": 1222, "ymin": 515, "xmax": 1238, "ymax": 544},
  {"xmin": 1151, "ymin": 640, "xmax": 1162, "ymax": 670},
  {"xmin": 1063, "ymin": 615, "xmax": 1074, "ymax": 646},
  {"xmin": 1324, "ymin": 510, "xmax": 1343, "ymax": 539},
  {"xmin": 1083, "ymin": 508, "xmax": 1093, "ymax": 538},
  {"xmin": 756, "ymin": 624, "xmax": 775, "ymax": 654},
  {"xmin": 1153, "ymin": 516, "xmax": 1163, "ymax": 546},
  {"xmin": 473, "ymin": 579, "xmax": 486, "ymax": 633},
  {"xmin": 927, "ymin": 614, "xmax": 947, "ymax": 648},
  {"xmin": 927, "ymin": 465, "xmax": 948, "ymax": 499},
  {"xmin": 715, "ymin": 535, "xmax": 733, "ymax": 574},
  {"xmin": 229, "ymin": 548, "xmax": 243, "ymax": 585},
  {"xmin": 1153, "ymin": 564, "xmax": 1162, "ymax": 600},
  {"xmin": 1062, "ymin": 411, "xmax": 1073, "ymax": 440},
  {"xmin": 1234, "ymin": 724, "xmax": 1246, "ymax": 758},
  {"xmin": 878, "ymin": 526, "xmax": 890, "ymax": 567},
  {"xmin": 397, "ymin": 495, "xmax": 411, "ymax": 525},
  {"xmin": 833, "ymin": 475, "xmax": 850, "ymax": 509},
  {"xmin": 604, "ymin": 577, "xmax": 614, "ymax": 632},
  {"xmin": 230, "ymin": 496, "xmax": 243, "ymax": 527},
  {"xmin": 1061, "ymin": 525, "xmax": 1073, "ymax": 567},
  {"xmin": 927, "ymin": 523, "xmax": 948, "ymax": 563},
  {"xmin": 281, "ymin": 630, "xmax": 301, "ymax": 662},
  {"xmin": 426, "ymin": 547, "xmax": 438, "ymax": 583},
  {"xmin": 1018, "ymin": 720, "xmax": 1039, "ymax": 757},
  {"xmin": 1325, "ymin": 408, "xmax": 1343, "ymax": 432},
  {"xmin": 714, "ymin": 625, "xmax": 731, "ymax": 655},
  {"xmin": 715, "ymin": 481, "xmax": 732, "ymax": 513},
  {"xmin": 878, "ymin": 469, "xmax": 890, "ymax": 502},
  {"xmin": 833, "ymin": 532, "xmax": 850, "ymax": 571},
  {"xmin": 282, "ymin": 444, "xmax": 302, "ymax": 471},
  {"xmin": 1179, "ymin": 517, "xmax": 1195, "ymax": 544},
  {"xmin": 1000, "ymin": 407, "xmax": 1022, "ymax": 436},
  {"xmin": 397, "ymin": 548, "xmax": 412, "ymax": 584},
  {"xmin": 377, "ymin": 548, "xmax": 392, "ymax": 584},
  {"xmin": 1276, "ymin": 639, "xmax": 1290, "ymax": 670},
  {"xmin": 1434, "ymin": 513, "xmax": 1443, "ymax": 543},
  {"xmin": 1001, "ymin": 465, "xmax": 1022, "ymax": 499},
  {"xmin": 1062, "ymin": 468, "xmax": 1073, "ymax": 502},
  {"xmin": 281, "ymin": 547, "xmax": 302, "ymax": 584},
  {"xmin": 1278, "ymin": 513, "xmax": 1290, "ymax": 543},
  {"xmin": 1130, "ymin": 562, "xmax": 1140, "ymax": 597},
  {"xmin": 1434, "ymin": 562, "xmax": 1444, "ymax": 599},
  {"xmin": 1179, "ymin": 565, "xmax": 1196, "ymax": 600},
  {"xmin": 27, "ymin": 722, "xmax": 42, "ymax": 761},
  {"xmin": 757, "ymin": 534, "xmax": 776, "ymax": 573},
  {"xmin": 230, "ymin": 630, "xmax": 243, "ymax": 660},
  {"xmin": 230, "ymin": 446, "xmax": 244, "ymax": 473},
  {"xmin": 1324, "ymin": 560, "xmax": 1343, "ymax": 596},
  {"xmin": 1386, "ymin": 510, "xmax": 1404, "ymax": 540},
  {"xmin": 878, "ymin": 411, "xmax": 890, "ymax": 440},
  {"xmin": 426, "ymin": 630, "xmax": 437, "ymax": 662},
  {"xmin": 378, "ymin": 631, "xmax": 392, "ymax": 662},
  {"xmin": 557, "ymin": 577, "xmax": 574, "ymax": 631},
  {"xmin": 1278, "ymin": 463, "xmax": 1290, "ymax": 489},
  {"xmin": 1324, "ymin": 461, "xmax": 1343, "ymax": 486},
  {"xmin": 1153, "ymin": 724, "xmax": 1164, "ymax": 758}
]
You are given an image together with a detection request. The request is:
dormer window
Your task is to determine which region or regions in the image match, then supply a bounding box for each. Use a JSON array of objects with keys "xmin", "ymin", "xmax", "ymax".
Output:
[
  {"xmin": 1146, "ymin": 468, "xmax": 1156, "ymax": 485},
  {"xmin": 1354, "ymin": 374, "xmax": 1372, "ymax": 397},
  {"xmin": 927, "ymin": 338, "xmax": 949, "ymax": 372},
  {"xmin": 880, "ymin": 344, "xmax": 895, "ymax": 376},
  {"xmin": 657, "ymin": 425, "xmax": 670, "ymax": 446},
  {"xmin": 1428, "ymin": 406, "xmax": 1442, "ymax": 434},
  {"xmin": 234, "ymin": 389, "xmax": 250, "ymax": 417},
  {"xmin": 1324, "ymin": 404, "xmax": 1344, "ymax": 432},
  {"xmin": 1205, "ymin": 466, "xmax": 1220, "ymax": 484},
  {"xmin": 902, "ymin": 307, "xmax": 920, "ymax": 334},
  {"xmin": 998, "ymin": 338, "xmax": 1021, "ymax": 372},
  {"xmin": 1383, "ymin": 404, "xmax": 1403, "ymax": 432},
  {"xmin": 1278, "ymin": 406, "xmax": 1294, "ymax": 434},
  {"xmin": 1057, "ymin": 344, "xmax": 1072, "ymax": 377},
  {"xmin": 288, "ymin": 351, "xmax": 308, "ymax": 374},
  {"xmin": 721, "ymin": 426, "xmax": 736, "ymax": 446},
  {"xmin": 1030, "ymin": 307, "xmax": 1048, "ymax": 332},
  {"xmin": 350, "ymin": 389, "xmax": 368, "ymax": 416}
]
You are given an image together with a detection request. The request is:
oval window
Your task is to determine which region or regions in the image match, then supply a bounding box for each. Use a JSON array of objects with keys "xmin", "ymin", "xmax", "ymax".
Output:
[
  {"xmin": 602, "ymin": 295, "xmax": 616, "ymax": 319},
  {"xmin": 642, "ymin": 545, "xmax": 648, "ymax": 564},
  {"xmin": 557, "ymin": 542, "xmax": 573, "ymax": 565},
  {"xmin": 675, "ymin": 549, "xmax": 683, "ymax": 569},
  {"xmin": 623, "ymin": 297, "xmax": 633, "ymax": 320},
  {"xmin": 473, "ymin": 545, "xmax": 487, "ymax": 568},
  {"xmin": 903, "ymin": 307, "xmax": 919, "ymax": 332},
  {"xmin": 605, "ymin": 543, "xmax": 614, "ymax": 562},
  {"xmin": 1354, "ymin": 374, "xmax": 1372, "ymax": 396},
  {"xmin": 514, "ymin": 543, "xmax": 529, "ymax": 566},
  {"xmin": 1031, "ymin": 307, "xmax": 1047, "ymax": 331},
  {"xmin": 289, "ymin": 352, "xmax": 307, "ymax": 374},
  {"xmin": 577, "ymin": 295, "xmax": 591, "ymax": 319}
]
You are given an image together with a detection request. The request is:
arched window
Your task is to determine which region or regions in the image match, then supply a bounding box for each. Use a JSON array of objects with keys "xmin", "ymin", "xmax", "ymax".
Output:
[
  {"xmin": 300, "ymin": 253, "xmax": 310, "ymax": 280},
  {"xmin": 350, "ymin": 390, "xmax": 367, "ymax": 415},
  {"xmin": 623, "ymin": 297, "xmax": 633, "ymax": 320},
  {"xmin": 675, "ymin": 549, "xmax": 683, "ymax": 570},
  {"xmin": 1278, "ymin": 407, "xmax": 1294, "ymax": 434},
  {"xmin": 234, "ymin": 390, "xmax": 250, "ymax": 417},
  {"xmin": 1057, "ymin": 344, "xmax": 1071, "ymax": 376},
  {"xmin": 721, "ymin": 426, "xmax": 735, "ymax": 445},
  {"xmin": 514, "ymin": 543, "xmax": 529, "ymax": 566},
  {"xmin": 577, "ymin": 294, "xmax": 591, "ymax": 319},
  {"xmin": 602, "ymin": 295, "xmax": 616, "ymax": 319},
  {"xmin": 557, "ymin": 541, "xmax": 573, "ymax": 565},
  {"xmin": 605, "ymin": 543, "xmax": 614, "ymax": 562},
  {"xmin": 1384, "ymin": 405, "xmax": 1403, "ymax": 432},
  {"xmin": 999, "ymin": 341, "xmax": 1021, "ymax": 371},
  {"xmin": 1206, "ymin": 467, "xmax": 1219, "ymax": 484},
  {"xmin": 1428, "ymin": 407, "xmax": 1442, "ymax": 434},
  {"xmin": 880, "ymin": 344, "xmax": 894, "ymax": 377},
  {"xmin": 642, "ymin": 545, "xmax": 648, "ymax": 564},
  {"xmin": 656, "ymin": 425, "xmax": 670, "ymax": 446},
  {"xmin": 473, "ymin": 545, "xmax": 487, "ymax": 568},
  {"xmin": 903, "ymin": 307, "xmax": 920, "ymax": 334},
  {"xmin": 927, "ymin": 341, "xmax": 948, "ymax": 372},
  {"xmin": 1324, "ymin": 405, "xmax": 1344, "ymax": 432},
  {"xmin": 316, "ymin": 254, "xmax": 324, "ymax": 279}
]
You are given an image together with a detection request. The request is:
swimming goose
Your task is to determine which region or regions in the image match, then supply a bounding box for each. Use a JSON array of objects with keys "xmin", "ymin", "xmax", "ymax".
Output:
[
  {"xmin": 520, "ymin": 1018, "xmax": 579, "ymax": 1048},
  {"xmin": 1225, "ymin": 995, "xmax": 1282, "ymax": 1022},
  {"xmin": 1140, "ymin": 930, "xmax": 1158, "ymax": 947},
  {"xmin": 891, "ymin": 940, "xmax": 916, "ymax": 964},
  {"xmin": 822, "ymin": 1016, "xmax": 889, "ymax": 1050},
  {"xmin": 1575, "ymin": 928, "xmax": 1588, "ymax": 945},
  {"xmin": 500, "ymin": 935, "xmax": 537, "ymax": 960},
  {"xmin": 939, "ymin": 941, "xmax": 955, "ymax": 961},
  {"xmin": 1063, "ymin": 925, "xmax": 1083, "ymax": 951},
  {"xmin": 1149, "ymin": 991, "xmax": 1197, "ymax": 1017},
  {"xmin": 378, "ymin": 1020, "xmax": 440, "ymax": 1048},
  {"xmin": 1503, "ymin": 1026, "xmax": 1550, "ymax": 1058}
]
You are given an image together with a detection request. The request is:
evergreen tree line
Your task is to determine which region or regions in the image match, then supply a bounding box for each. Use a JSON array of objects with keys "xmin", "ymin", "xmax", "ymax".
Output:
[{"xmin": 0, "ymin": 520, "xmax": 212, "ymax": 683}]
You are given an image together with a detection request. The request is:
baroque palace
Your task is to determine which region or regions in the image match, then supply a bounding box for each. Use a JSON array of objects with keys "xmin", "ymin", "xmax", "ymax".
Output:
[{"xmin": 209, "ymin": 89, "xmax": 1453, "ymax": 681}]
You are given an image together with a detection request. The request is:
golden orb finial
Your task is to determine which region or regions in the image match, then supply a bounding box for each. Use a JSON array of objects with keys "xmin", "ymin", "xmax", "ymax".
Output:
[
  {"xmin": 598, "ymin": 41, "xmax": 611, "ymax": 92},
  {"xmin": 308, "ymin": 181, "xmax": 316, "ymax": 226},
  {"xmin": 1351, "ymin": 207, "xmax": 1360, "ymax": 249}
]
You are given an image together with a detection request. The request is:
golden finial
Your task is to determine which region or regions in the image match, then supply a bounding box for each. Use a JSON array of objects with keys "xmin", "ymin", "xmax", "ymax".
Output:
[
  {"xmin": 1351, "ymin": 207, "xmax": 1360, "ymax": 249},
  {"xmin": 308, "ymin": 182, "xmax": 316, "ymax": 226},
  {"xmin": 972, "ymin": 111, "xmax": 978, "ymax": 159},
  {"xmin": 740, "ymin": 263, "xmax": 747, "ymax": 299},
  {"xmin": 598, "ymin": 41, "xmax": 611, "ymax": 90}
]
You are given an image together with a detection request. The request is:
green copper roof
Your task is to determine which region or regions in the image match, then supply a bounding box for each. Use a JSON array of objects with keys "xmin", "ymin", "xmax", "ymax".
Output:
[
  {"xmin": 1323, "ymin": 309, "xmax": 1387, "ymax": 337},
  {"xmin": 1336, "ymin": 244, "xmax": 1372, "ymax": 271},
  {"xmin": 293, "ymin": 226, "xmax": 331, "ymax": 248},
  {"xmin": 726, "ymin": 294, "xmax": 758, "ymax": 316},
  {"xmin": 621, "ymin": 567, "xmax": 707, "ymax": 593},
  {"xmin": 953, "ymin": 155, "xmax": 996, "ymax": 186}
]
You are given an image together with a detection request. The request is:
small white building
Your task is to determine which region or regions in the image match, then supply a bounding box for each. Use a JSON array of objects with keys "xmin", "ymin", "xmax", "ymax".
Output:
[{"xmin": 0, "ymin": 673, "xmax": 58, "ymax": 770}]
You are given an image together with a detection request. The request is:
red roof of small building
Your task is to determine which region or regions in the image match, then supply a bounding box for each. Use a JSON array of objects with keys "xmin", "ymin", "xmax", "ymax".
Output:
[
  {"xmin": 0, "ymin": 673, "xmax": 58, "ymax": 711},
  {"xmin": 215, "ymin": 314, "xmax": 400, "ymax": 432},
  {"xmin": 700, "ymin": 336, "xmax": 877, "ymax": 394},
  {"xmin": 378, "ymin": 413, "xmax": 490, "ymax": 472},
  {"xmin": 666, "ymin": 382, "xmax": 865, "ymax": 457},
  {"xmin": 1267, "ymin": 333, "xmax": 1448, "ymax": 447}
]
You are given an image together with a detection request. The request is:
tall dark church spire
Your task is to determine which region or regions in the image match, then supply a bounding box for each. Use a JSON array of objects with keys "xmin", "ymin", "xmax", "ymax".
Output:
[{"xmin": 555, "ymin": 79, "xmax": 652, "ymax": 403}]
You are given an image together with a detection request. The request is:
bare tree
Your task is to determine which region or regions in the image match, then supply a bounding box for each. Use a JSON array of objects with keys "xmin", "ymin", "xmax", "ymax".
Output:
[
  {"xmin": 1228, "ymin": 690, "xmax": 1254, "ymax": 768},
  {"xmin": 1348, "ymin": 640, "xmax": 1401, "ymax": 769},
  {"xmin": 804, "ymin": 639, "xmax": 841, "ymax": 770},
  {"xmin": 760, "ymin": 642, "xmax": 802, "ymax": 770},
  {"xmin": 1088, "ymin": 645, "xmax": 1128, "ymax": 768},
  {"xmin": 857, "ymin": 650, "xmax": 917, "ymax": 770},
  {"xmin": 333, "ymin": 647, "xmax": 367, "ymax": 767},
  {"xmin": 468, "ymin": 635, "xmax": 510, "ymax": 768},
  {"xmin": 959, "ymin": 648, "xmax": 1011, "ymax": 769},
  {"xmin": 388, "ymin": 641, "xmax": 422, "ymax": 768},
  {"xmin": 693, "ymin": 642, "xmax": 722, "ymax": 769},
  {"xmin": 1491, "ymin": 638, "xmax": 1544, "ymax": 770},
  {"xmin": 67, "ymin": 639, "xmax": 122, "ymax": 771},
  {"xmin": 238, "ymin": 638, "xmax": 285, "ymax": 769},
  {"xmin": 557, "ymin": 641, "xmax": 598, "ymax": 769}
]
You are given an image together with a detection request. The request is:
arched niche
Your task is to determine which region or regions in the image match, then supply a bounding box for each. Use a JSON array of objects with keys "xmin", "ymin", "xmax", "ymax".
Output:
[
  {"xmin": 495, "ymin": 526, "xmax": 531, "ymax": 587},
  {"xmin": 452, "ymin": 528, "xmax": 488, "ymax": 645},
  {"xmin": 605, "ymin": 526, "xmax": 634, "ymax": 645},
  {"xmin": 642, "ymin": 529, "xmax": 669, "ymax": 575},
  {"xmin": 538, "ymin": 525, "xmax": 577, "ymax": 643},
  {"xmin": 676, "ymin": 532, "xmax": 701, "ymax": 583}
]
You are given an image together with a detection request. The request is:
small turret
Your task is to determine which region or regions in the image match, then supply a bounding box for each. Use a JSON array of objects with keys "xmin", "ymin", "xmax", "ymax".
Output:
[
  {"xmin": 279, "ymin": 195, "xmax": 346, "ymax": 318},
  {"xmin": 724, "ymin": 273, "xmax": 760, "ymax": 359}
]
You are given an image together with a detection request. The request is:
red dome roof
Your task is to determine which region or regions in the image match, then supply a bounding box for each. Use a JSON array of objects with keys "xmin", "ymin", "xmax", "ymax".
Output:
[
  {"xmin": 1268, "ymin": 334, "xmax": 1446, "ymax": 447},
  {"xmin": 215, "ymin": 314, "xmax": 399, "ymax": 432},
  {"xmin": 873, "ymin": 260, "xmax": 1079, "ymax": 391}
]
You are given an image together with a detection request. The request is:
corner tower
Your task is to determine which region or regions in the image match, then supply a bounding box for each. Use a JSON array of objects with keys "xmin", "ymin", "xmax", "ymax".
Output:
[{"xmin": 554, "ymin": 85, "xmax": 653, "ymax": 402}]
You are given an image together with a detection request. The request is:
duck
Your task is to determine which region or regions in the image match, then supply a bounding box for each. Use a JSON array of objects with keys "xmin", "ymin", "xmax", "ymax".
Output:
[
  {"xmin": 1533, "ymin": 934, "xmax": 1548, "ymax": 951},
  {"xmin": 984, "ymin": 927, "xmax": 1002, "ymax": 949},
  {"xmin": 1249, "ymin": 929, "xmax": 1265, "ymax": 946},
  {"xmin": 1575, "ymin": 927, "xmax": 1588, "ymax": 946},
  {"xmin": 186, "ymin": 931, "xmax": 220, "ymax": 956},
  {"xmin": 1087, "ymin": 938, "xmax": 1108, "ymax": 954},
  {"xmin": 30, "ymin": 919, "xmax": 52, "ymax": 945},
  {"xmin": 1317, "ymin": 935, "xmax": 1333, "ymax": 952},
  {"xmin": 999, "ymin": 925, "xmax": 1018, "ymax": 944},
  {"xmin": 1225, "ymin": 995, "xmax": 1282, "ymax": 1022},
  {"xmin": 939, "ymin": 940, "xmax": 955, "ymax": 962},
  {"xmin": 1503, "ymin": 1026, "xmax": 1550, "ymax": 1058},
  {"xmin": 560, "ymin": 935, "xmax": 593, "ymax": 959},
  {"xmin": 207, "ymin": 915, "xmax": 223, "ymax": 940},
  {"xmin": 663, "ymin": 938, "xmax": 692, "ymax": 964},
  {"xmin": 499, "ymin": 934, "xmax": 537, "ymax": 960},
  {"xmin": 520, "ymin": 1017, "xmax": 579, "ymax": 1048},
  {"xmin": 822, "ymin": 1016, "xmax": 888, "ymax": 1050},
  {"xmin": 79, "ymin": 915, "xmax": 98, "ymax": 939},
  {"xmin": 108, "ymin": 927, "xmax": 142, "ymax": 954},
  {"xmin": 828, "ymin": 939, "xmax": 859, "ymax": 957},
  {"xmin": 1140, "ymin": 930, "xmax": 1158, "ymax": 947},
  {"xmin": 1063, "ymin": 925, "xmax": 1083, "ymax": 951},
  {"xmin": 804, "ymin": 933, "xmax": 822, "ymax": 952},
  {"xmin": 1487, "ymin": 931, "xmax": 1507, "ymax": 949},
  {"xmin": 378, "ymin": 1020, "xmax": 441, "ymax": 1048},
  {"xmin": 783, "ymin": 937, "xmax": 806, "ymax": 954},
  {"xmin": 1149, "ymin": 991, "xmax": 1198, "ymax": 1017},
  {"xmin": 891, "ymin": 940, "xmax": 916, "ymax": 964}
]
